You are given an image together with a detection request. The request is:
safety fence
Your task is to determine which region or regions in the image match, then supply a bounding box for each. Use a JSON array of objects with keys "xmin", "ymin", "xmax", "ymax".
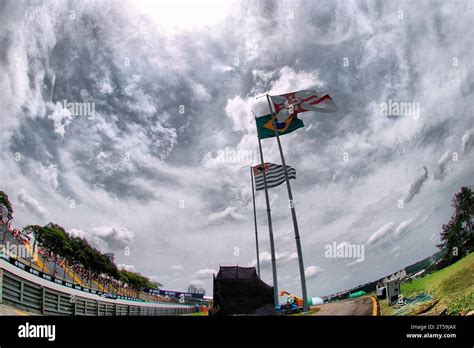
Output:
[{"xmin": 0, "ymin": 267, "xmax": 194, "ymax": 316}]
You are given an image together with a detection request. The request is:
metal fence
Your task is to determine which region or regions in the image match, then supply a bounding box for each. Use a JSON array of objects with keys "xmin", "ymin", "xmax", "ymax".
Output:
[{"xmin": 0, "ymin": 269, "xmax": 193, "ymax": 316}]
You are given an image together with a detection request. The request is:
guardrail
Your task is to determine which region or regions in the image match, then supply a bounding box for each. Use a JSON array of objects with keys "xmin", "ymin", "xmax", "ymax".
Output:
[{"xmin": 0, "ymin": 259, "xmax": 194, "ymax": 316}]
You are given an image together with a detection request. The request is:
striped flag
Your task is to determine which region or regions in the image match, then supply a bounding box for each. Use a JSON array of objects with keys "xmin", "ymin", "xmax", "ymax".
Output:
[{"xmin": 253, "ymin": 163, "xmax": 296, "ymax": 191}]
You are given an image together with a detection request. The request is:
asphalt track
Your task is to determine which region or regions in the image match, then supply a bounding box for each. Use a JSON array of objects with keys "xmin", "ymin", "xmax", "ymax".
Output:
[
  {"xmin": 0, "ymin": 296, "xmax": 377, "ymax": 316},
  {"xmin": 311, "ymin": 296, "xmax": 376, "ymax": 315},
  {"xmin": 0, "ymin": 303, "xmax": 38, "ymax": 316}
]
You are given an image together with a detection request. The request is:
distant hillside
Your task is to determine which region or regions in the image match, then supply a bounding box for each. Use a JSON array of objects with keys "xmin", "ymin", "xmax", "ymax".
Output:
[
  {"xmin": 327, "ymin": 249, "xmax": 448, "ymax": 301},
  {"xmin": 404, "ymin": 249, "xmax": 447, "ymax": 275}
]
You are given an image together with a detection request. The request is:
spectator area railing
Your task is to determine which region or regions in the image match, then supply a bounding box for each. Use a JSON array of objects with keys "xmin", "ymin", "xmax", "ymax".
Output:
[
  {"xmin": 0, "ymin": 224, "xmax": 195, "ymax": 315},
  {"xmin": 0, "ymin": 258, "xmax": 194, "ymax": 316}
]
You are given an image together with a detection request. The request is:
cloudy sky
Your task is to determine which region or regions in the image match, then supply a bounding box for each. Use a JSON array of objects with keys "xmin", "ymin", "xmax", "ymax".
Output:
[{"xmin": 0, "ymin": 0, "xmax": 473, "ymax": 297}]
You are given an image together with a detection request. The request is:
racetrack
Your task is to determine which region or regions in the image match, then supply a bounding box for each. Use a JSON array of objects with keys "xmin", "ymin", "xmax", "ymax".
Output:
[
  {"xmin": 0, "ymin": 303, "xmax": 38, "ymax": 316},
  {"xmin": 311, "ymin": 296, "xmax": 376, "ymax": 315}
]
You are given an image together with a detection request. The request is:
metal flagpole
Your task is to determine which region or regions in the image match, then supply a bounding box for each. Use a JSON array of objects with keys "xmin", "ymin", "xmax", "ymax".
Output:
[
  {"xmin": 265, "ymin": 94, "xmax": 309, "ymax": 312},
  {"xmin": 250, "ymin": 166, "xmax": 261, "ymax": 277},
  {"xmin": 252, "ymin": 111, "xmax": 279, "ymax": 308}
]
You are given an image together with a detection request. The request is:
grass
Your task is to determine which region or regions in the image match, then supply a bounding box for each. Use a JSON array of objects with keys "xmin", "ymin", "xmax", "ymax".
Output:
[
  {"xmin": 182, "ymin": 311, "xmax": 209, "ymax": 316},
  {"xmin": 400, "ymin": 253, "xmax": 474, "ymax": 315},
  {"xmin": 379, "ymin": 298, "xmax": 395, "ymax": 316}
]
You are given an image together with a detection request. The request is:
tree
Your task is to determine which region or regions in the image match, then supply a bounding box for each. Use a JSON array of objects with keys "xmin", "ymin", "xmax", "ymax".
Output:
[
  {"xmin": 118, "ymin": 270, "xmax": 155, "ymax": 297},
  {"xmin": 22, "ymin": 220, "xmax": 155, "ymax": 297},
  {"xmin": 0, "ymin": 191, "xmax": 13, "ymax": 221},
  {"xmin": 35, "ymin": 223, "xmax": 72, "ymax": 276},
  {"xmin": 437, "ymin": 186, "xmax": 474, "ymax": 265},
  {"xmin": 1, "ymin": 191, "xmax": 14, "ymax": 244}
]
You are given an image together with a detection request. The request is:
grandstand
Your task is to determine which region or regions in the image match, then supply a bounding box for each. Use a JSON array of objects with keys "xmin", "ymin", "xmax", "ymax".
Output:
[{"xmin": 0, "ymin": 222, "xmax": 201, "ymax": 315}]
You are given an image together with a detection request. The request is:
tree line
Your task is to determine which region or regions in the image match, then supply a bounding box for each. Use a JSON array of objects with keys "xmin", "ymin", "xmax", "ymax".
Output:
[
  {"xmin": 1, "ymin": 191, "xmax": 159, "ymax": 294},
  {"xmin": 24, "ymin": 223, "xmax": 158, "ymax": 293}
]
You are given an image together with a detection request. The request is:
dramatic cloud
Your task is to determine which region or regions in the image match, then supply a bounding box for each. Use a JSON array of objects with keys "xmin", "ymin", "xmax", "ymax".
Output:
[{"xmin": 1, "ymin": 0, "xmax": 472, "ymax": 297}]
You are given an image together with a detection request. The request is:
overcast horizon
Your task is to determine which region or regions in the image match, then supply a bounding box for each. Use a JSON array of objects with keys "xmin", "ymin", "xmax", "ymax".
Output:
[{"xmin": 1, "ymin": 0, "xmax": 473, "ymax": 297}]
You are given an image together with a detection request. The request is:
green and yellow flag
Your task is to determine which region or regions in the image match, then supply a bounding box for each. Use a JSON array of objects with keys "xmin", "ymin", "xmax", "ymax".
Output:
[{"xmin": 256, "ymin": 113, "xmax": 304, "ymax": 139}]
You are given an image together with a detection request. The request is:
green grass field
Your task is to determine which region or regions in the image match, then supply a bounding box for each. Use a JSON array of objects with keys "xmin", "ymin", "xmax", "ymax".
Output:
[
  {"xmin": 182, "ymin": 311, "xmax": 209, "ymax": 316},
  {"xmin": 400, "ymin": 253, "xmax": 474, "ymax": 315}
]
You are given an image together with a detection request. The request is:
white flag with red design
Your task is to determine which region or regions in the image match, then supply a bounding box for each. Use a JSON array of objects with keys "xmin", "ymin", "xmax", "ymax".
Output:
[{"xmin": 270, "ymin": 90, "xmax": 338, "ymax": 123}]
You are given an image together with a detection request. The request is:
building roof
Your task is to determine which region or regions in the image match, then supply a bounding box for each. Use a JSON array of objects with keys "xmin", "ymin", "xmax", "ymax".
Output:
[{"xmin": 215, "ymin": 266, "xmax": 258, "ymax": 280}]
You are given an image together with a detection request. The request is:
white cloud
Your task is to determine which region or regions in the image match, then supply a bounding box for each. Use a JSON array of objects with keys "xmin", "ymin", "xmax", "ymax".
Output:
[
  {"xmin": 249, "ymin": 251, "xmax": 272, "ymax": 268},
  {"xmin": 461, "ymin": 129, "xmax": 474, "ymax": 155},
  {"xmin": 394, "ymin": 219, "xmax": 413, "ymax": 238},
  {"xmin": 117, "ymin": 264, "xmax": 136, "ymax": 272},
  {"xmin": 189, "ymin": 279, "xmax": 206, "ymax": 288},
  {"xmin": 92, "ymin": 225, "xmax": 134, "ymax": 250},
  {"xmin": 249, "ymin": 251, "xmax": 299, "ymax": 268},
  {"xmin": 288, "ymin": 252, "xmax": 298, "ymax": 261},
  {"xmin": 367, "ymin": 222, "xmax": 394, "ymax": 245},
  {"xmin": 47, "ymin": 102, "xmax": 74, "ymax": 137},
  {"xmin": 346, "ymin": 258, "xmax": 364, "ymax": 267},
  {"xmin": 268, "ymin": 66, "xmax": 326, "ymax": 96},
  {"xmin": 70, "ymin": 225, "xmax": 134, "ymax": 252},
  {"xmin": 305, "ymin": 265, "xmax": 323, "ymax": 280},
  {"xmin": 405, "ymin": 167, "xmax": 429, "ymax": 203},
  {"xmin": 191, "ymin": 82, "xmax": 211, "ymax": 102},
  {"xmin": 194, "ymin": 268, "xmax": 216, "ymax": 279},
  {"xmin": 224, "ymin": 95, "xmax": 255, "ymax": 132},
  {"xmin": 171, "ymin": 264, "xmax": 184, "ymax": 271},
  {"xmin": 433, "ymin": 150, "xmax": 451, "ymax": 181},
  {"xmin": 17, "ymin": 189, "xmax": 49, "ymax": 220},
  {"xmin": 35, "ymin": 163, "xmax": 59, "ymax": 190},
  {"xmin": 149, "ymin": 275, "xmax": 165, "ymax": 285},
  {"xmin": 207, "ymin": 206, "xmax": 246, "ymax": 225}
]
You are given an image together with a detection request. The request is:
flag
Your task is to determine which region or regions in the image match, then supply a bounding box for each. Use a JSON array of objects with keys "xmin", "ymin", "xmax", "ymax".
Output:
[
  {"xmin": 256, "ymin": 113, "xmax": 304, "ymax": 139},
  {"xmin": 270, "ymin": 90, "xmax": 338, "ymax": 123},
  {"xmin": 253, "ymin": 163, "xmax": 296, "ymax": 191}
]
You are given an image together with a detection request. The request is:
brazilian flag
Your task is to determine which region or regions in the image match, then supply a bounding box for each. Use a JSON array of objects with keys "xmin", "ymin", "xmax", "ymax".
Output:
[{"xmin": 256, "ymin": 113, "xmax": 304, "ymax": 139}]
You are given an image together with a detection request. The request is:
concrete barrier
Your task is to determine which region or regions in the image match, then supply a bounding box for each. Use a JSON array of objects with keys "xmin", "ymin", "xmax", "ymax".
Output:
[{"xmin": 0, "ymin": 258, "xmax": 193, "ymax": 316}]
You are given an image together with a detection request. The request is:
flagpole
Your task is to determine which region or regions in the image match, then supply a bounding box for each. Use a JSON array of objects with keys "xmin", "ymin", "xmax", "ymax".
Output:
[
  {"xmin": 253, "ymin": 112, "xmax": 279, "ymax": 308},
  {"xmin": 250, "ymin": 166, "xmax": 261, "ymax": 277},
  {"xmin": 265, "ymin": 94, "xmax": 309, "ymax": 312}
]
